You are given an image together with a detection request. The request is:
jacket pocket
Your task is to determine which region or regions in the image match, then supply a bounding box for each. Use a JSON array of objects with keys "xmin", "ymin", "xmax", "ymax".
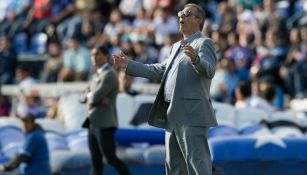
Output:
[
  {"xmin": 184, "ymin": 98, "xmax": 202, "ymax": 115},
  {"xmin": 183, "ymin": 92, "xmax": 202, "ymax": 100}
]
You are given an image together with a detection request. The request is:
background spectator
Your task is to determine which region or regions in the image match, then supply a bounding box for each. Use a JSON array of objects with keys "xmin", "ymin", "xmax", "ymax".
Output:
[
  {"xmin": 58, "ymin": 37, "xmax": 91, "ymax": 82},
  {"xmin": 0, "ymin": 35, "xmax": 18, "ymax": 85}
]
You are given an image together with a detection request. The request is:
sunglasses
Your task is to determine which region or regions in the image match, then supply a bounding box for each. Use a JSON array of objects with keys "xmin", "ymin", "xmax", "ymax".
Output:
[{"xmin": 177, "ymin": 10, "xmax": 196, "ymax": 18}]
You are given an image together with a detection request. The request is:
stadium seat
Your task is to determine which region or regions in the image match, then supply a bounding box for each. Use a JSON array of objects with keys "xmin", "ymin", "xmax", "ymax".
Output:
[
  {"xmin": 210, "ymin": 137, "xmax": 307, "ymax": 175},
  {"xmin": 36, "ymin": 118, "xmax": 66, "ymax": 134},
  {"xmin": 212, "ymin": 101, "xmax": 236, "ymax": 127},
  {"xmin": 30, "ymin": 33, "xmax": 48, "ymax": 54},
  {"xmin": 13, "ymin": 33, "xmax": 28, "ymax": 53},
  {"xmin": 115, "ymin": 128, "xmax": 164, "ymax": 146},
  {"xmin": 116, "ymin": 93, "xmax": 135, "ymax": 128},
  {"xmin": 0, "ymin": 117, "xmax": 22, "ymax": 129},
  {"xmin": 57, "ymin": 94, "xmax": 88, "ymax": 133},
  {"xmin": 66, "ymin": 130, "xmax": 88, "ymax": 151},
  {"xmin": 0, "ymin": 126, "xmax": 24, "ymax": 158},
  {"xmin": 269, "ymin": 111, "xmax": 302, "ymax": 126},
  {"xmin": 235, "ymin": 108, "xmax": 269, "ymax": 130},
  {"xmin": 130, "ymin": 94, "xmax": 155, "ymax": 127},
  {"xmin": 143, "ymin": 145, "xmax": 165, "ymax": 165},
  {"xmin": 208, "ymin": 125, "xmax": 239, "ymax": 138},
  {"xmin": 289, "ymin": 98, "xmax": 307, "ymax": 112},
  {"xmin": 271, "ymin": 127, "xmax": 304, "ymax": 138},
  {"xmin": 239, "ymin": 124, "xmax": 271, "ymax": 136},
  {"xmin": 45, "ymin": 131, "xmax": 69, "ymax": 151},
  {"xmin": 50, "ymin": 150, "xmax": 91, "ymax": 175}
]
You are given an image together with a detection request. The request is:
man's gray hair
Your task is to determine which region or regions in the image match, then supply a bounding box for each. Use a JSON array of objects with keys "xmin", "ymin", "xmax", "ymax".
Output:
[{"xmin": 184, "ymin": 3, "xmax": 205, "ymax": 31}]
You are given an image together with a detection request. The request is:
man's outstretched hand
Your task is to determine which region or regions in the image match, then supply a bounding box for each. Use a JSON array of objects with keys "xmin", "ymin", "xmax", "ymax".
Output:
[{"xmin": 112, "ymin": 51, "xmax": 129, "ymax": 69}]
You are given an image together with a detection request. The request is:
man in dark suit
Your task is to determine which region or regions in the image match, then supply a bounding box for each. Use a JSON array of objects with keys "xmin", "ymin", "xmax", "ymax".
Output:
[
  {"xmin": 80, "ymin": 46, "xmax": 131, "ymax": 175},
  {"xmin": 113, "ymin": 3, "xmax": 218, "ymax": 175}
]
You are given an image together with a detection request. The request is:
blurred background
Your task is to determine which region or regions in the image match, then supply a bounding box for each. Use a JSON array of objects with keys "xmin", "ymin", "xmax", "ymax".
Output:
[{"xmin": 0, "ymin": 0, "xmax": 307, "ymax": 174}]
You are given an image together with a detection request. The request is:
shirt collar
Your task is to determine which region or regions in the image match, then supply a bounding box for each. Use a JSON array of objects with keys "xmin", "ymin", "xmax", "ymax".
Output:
[
  {"xmin": 181, "ymin": 31, "xmax": 202, "ymax": 46},
  {"xmin": 97, "ymin": 63, "xmax": 109, "ymax": 74}
]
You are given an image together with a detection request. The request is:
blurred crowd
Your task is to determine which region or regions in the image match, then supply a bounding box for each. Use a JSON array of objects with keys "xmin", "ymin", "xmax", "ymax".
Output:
[{"xmin": 0, "ymin": 0, "xmax": 306, "ymax": 120}]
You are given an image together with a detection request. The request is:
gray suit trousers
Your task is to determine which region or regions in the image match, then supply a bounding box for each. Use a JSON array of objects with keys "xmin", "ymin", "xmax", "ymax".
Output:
[{"xmin": 165, "ymin": 123, "xmax": 212, "ymax": 175}]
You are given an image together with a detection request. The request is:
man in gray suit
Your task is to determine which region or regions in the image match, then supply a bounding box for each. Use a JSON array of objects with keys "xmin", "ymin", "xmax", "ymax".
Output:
[
  {"xmin": 80, "ymin": 46, "xmax": 131, "ymax": 175},
  {"xmin": 113, "ymin": 3, "xmax": 218, "ymax": 175}
]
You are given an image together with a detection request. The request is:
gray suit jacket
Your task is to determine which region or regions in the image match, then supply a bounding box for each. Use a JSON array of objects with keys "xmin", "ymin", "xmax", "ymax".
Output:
[
  {"xmin": 126, "ymin": 33, "xmax": 218, "ymax": 129},
  {"xmin": 82, "ymin": 64, "xmax": 119, "ymax": 128}
]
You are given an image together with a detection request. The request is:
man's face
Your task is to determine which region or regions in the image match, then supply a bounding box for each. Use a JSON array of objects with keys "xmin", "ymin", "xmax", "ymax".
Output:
[
  {"xmin": 91, "ymin": 48, "xmax": 106, "ymax": 67},
  {"xmin": 22, "ymin": 121, "xmax": 33, "ymax": 133},
  {"xmin": 178, "ymin": 6, "xmax": 200, "ymax": 35}
]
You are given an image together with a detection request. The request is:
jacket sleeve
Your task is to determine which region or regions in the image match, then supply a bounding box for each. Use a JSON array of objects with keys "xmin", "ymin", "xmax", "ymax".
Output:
[
  {"xmin": 87, "ymin": 71, "xmax": 118, "ymax": 106},
  {"xmin": 192, "ymin": 38, "xmax": 217, "ymax": 79},
  {"xmin": 125, "ymin": 60, "xmax": 166, "ymax": 80}
]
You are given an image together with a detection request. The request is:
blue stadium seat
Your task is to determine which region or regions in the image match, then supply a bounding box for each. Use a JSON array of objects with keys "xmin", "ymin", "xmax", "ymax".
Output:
[
  {"xmin": 31, "ymin": 33, "xmax": 48, "ymax": 54},
  {"xmin": 66, "ymin": 130, "xmax": 88, "ymax": 151},
  {"xmin": 0, "ymin": 126, "xmax": 24, "ymax": 159},
  {"xmin": 45, "ymin": 131, "xmax": 69, "ymax": 151},
  {"xmin": 143, "ymin": 145, "xmax": 165, "ymax": 165},
  {"xmin": 13, "ymin": 33, "xmax": 28, "ymax": 53},
  {"xmin": 50, "ymin": 150, "xmax": 91, "ymax": 175},
  {"xmin": 208, "ymin": 125, "xmax": 239, "ymax": 138},
  {"xmin": 239, "ymin": 124, "xmax": 271, "ymax": 136},
  {"xmin": 115, "ymin": 128, "xmax": 165, "ymax": 146},
  {"xmin": 210, "ymin": 137, "xmax": 307, "ymax": 175}
]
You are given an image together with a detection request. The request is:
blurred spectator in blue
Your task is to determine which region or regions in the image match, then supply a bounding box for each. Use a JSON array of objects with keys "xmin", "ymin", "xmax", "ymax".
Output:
[
  {"xmin": 210, "ymin": 58, "xmax": 239, "ymax": 103},
  {"xmin": 158, "ymin": 34, "xmax": 176, "ymax": 63},
  {"xmin": 259, "ymin": 0, "xmax": 288, "ymax": 42},
  {"xmin": 211, "ymin": 31, "xmax": 228, "ymax": 59},
  {"xmin": 40, "ymin": 41, "xmax": 63, "ymax": 82},
  {"xmin": 281, "ymin": 37, "xmax": 307, "ymax": 99},
  {"xmin": 210, "ymin": 58, "xmax": 227, "ymax": 102},
  {"xmin": 149, "ymin": 6, "xmax": 179, "ymax": 47},
  {"xmin": 0, "ymin": 113, "xmax": 51, "ymax": 175},
  {"xmin": 84, "ymin": 8, "xmax": 106, "ymax": 48},
  {"xmin": 224, "ymin": 33, "xmax": 252, "ymax": 82},
  {"xmin": 127, "ymin": 7, "xmax": 152, "ymax": 44},
  {"xmin": 236, "ymin": 10, "xmax": 261, "ymax": 48},
  {"xmin": 131, "ymin": 40, "xmax": 159, "ymax": 84},
  {"xmin": 223, "ymin": 58, "xmax": 240, "ymax": 103},
  {"xmin": 0, "ymin": 0, "xmax": 31, "ymax": 38},
  {"xmin": 251, "ymin": 27, "xmax": 287, "ymax": 109},
  {"xmin": 216, "ymin": 2, "xmax": 237, "ymax": 35},
  {"xmin": 14, "ymin": 65, "xmax": 48, "ymax": 119},
  {"xmin": 58, "ymin": 37, "xmax": 91, "ymax": 81},
  {"xmin": 16, "ymin": 95, "xmax": 47, "ymax": 119},
  {"xmin": 0, "ymin": 35, "xmax": 19, "ymax": 85},
  {"xmin": 287, "ymin": 0, "xmax": 307, "ymax": 29},
  {"xmin": 50, "ymin": 0, "xmax": 75, "ymax": 26},
  {"xmin": 46, "ymin": 0, "xmax": 75, "ymax": 40},
  {"xmin": 281, "ymin": 27, "xmax": 302, "ymax": 98},
  {"xmin": 103, "ymin": 9, "xmax": 127, "ymax": 46},
  {"xmin": 133, "ymin": 40, "xmax": 158, "ymax": 64},
  {"xmin": 22, "ymin": 0, "xmax": 52, "ymax": 36},
  {"xmin": 119, "ymin": 0, "xmax": 143, "ymax": 18},
  {"xmin": 56, "ymin": 0, "xmax": 100, "ymax": 46}
]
